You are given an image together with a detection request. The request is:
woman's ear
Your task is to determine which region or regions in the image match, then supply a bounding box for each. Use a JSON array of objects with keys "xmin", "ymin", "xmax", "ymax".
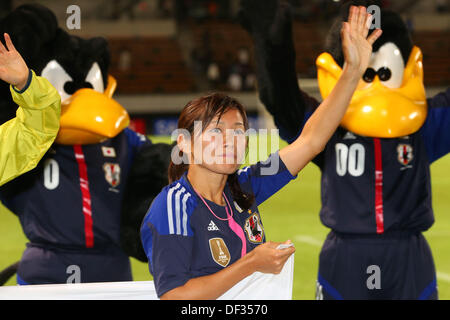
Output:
[{"xmin": 177, "ymin": 133, "xmax": 191, "ymax": 155}]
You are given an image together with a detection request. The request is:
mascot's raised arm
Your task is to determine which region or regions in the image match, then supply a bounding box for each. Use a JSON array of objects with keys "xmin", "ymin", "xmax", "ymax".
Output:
[
  {"xmin": 240, "ymin": 0, "xmax": 449, "ymax": 300},
  {"xmin": 0, "ymin": 4, "xmax": 172, "ymax": 285},
  {"xmin": 0, "ymin": 32, "xmax": 61, "ymax": 187}
]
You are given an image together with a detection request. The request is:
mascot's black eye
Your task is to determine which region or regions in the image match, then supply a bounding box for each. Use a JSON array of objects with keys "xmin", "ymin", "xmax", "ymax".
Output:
[
  {"xmin": 377, "ymin": 67, "xmax": 392, "ymax": 82},
  {"xmin": 63, "ymin": 81, "xmax": 94, "ymax": 94},
  {"xmin": 64, "ymin": 81, "xmax": 77, "ymax": 95},
  {"xmin": 363, "ymin": 68, "xmax": 376, "ymax": 83}
]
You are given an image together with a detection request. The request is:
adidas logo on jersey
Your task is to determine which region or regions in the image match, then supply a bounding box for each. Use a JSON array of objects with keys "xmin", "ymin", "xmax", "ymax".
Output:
[
  {"xmin": 208, "ymin": 220, "xmax": 219, "ymax": 231},
  {"xmin": 343, "ymin": 131, "xmax": 357, "ymax": 140}
]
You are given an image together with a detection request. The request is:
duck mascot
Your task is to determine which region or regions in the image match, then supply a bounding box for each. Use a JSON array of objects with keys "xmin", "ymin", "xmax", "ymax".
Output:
[
  {"xmin": 240, "ymin": 0, "xmax": 449, "ymax": 299},
  {"xmin": 0, "ymin": 4, "xmax": 172, "ymax": 285}
]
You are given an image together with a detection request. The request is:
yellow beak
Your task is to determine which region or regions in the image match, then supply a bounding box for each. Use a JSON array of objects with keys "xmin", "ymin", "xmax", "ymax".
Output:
[
  {"xmin": 55, "ymin": 75, "xmax": 130, "ymax": 145},
  {"xmin": 317, "ymin": 46, "xmax": 427, "ymax": 138}
]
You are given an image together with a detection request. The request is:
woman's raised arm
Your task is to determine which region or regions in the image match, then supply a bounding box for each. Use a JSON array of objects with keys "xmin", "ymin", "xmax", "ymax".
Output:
[{"xmin": 279, "ymin": 6, "xmax": 382, "ymax": 176}]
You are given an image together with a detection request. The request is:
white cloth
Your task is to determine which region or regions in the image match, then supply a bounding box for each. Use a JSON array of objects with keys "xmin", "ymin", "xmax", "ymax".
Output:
[
  {"xmin": 218, "ymin": 253, "xmax": 294, "ymax": 300},
  {"xmin": 0, "ymin": 255, "xmax": 294, "ymax": 300}
]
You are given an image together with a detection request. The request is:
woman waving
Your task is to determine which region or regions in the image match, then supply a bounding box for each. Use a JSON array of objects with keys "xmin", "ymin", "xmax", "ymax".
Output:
[{"xmin": 141, "ymin": 6, "xmax": 382, "ymax": 299}]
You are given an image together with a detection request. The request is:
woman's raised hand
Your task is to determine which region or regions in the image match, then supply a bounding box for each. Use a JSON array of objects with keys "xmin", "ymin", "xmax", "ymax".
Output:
[{"xmin": 341, "ymin": 6, "xmax": 382, "ymax": 76}]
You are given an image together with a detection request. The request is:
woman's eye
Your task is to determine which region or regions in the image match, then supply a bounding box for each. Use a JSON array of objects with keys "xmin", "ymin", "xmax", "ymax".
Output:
[
  {"xmin": 209, "ymin": 128, "xmax": 222, "ymax": 134},
  {"xmin": 234, "ymin": 129, "xmax": 245, "ymax": 135}
]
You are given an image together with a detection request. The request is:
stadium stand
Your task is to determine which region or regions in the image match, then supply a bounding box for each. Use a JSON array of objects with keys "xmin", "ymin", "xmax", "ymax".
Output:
[
  {"xmin": 413, "ymin": 30, "xmax": 450, "ymax": 86},
  {"xmin": 108, "ymin": 36, "xmax": 196, "ymax": 94},
  {"xmin": 189, "ymin": 20, "xmax": 323, "ymax": 90}
]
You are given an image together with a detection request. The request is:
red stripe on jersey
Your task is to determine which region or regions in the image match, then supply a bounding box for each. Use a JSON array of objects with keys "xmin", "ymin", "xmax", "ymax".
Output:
[
  {"xmin": 74, "ymin": 145, "xmax": 94, "ymax": 248},
  {"xmin": 373, "ymin": 138, "xmax": 384, "ymax": 234}
]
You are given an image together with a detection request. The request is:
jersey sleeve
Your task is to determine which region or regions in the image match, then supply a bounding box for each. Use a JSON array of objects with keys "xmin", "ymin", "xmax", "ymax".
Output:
[
  {"xmin": 140, "ymin": 185, "xmax": 195, "ymax": 298},
  {"xmin": 420, "ymin": 88, "xmax": 450, "ymax": 163},
  {"xmin": 237, "ymin": 151, "xmax": 297, "ymax": 206},
  {"xmin": 0, "ymin": 69, "xmax": 60, "ymax": 186},
  {"xmin": 125, "ymin": 127, "xmax": 150, "ymax": 149},
  {"xmin": 124, "ymin": 127, "xmax": 152, "ymax": 164}
]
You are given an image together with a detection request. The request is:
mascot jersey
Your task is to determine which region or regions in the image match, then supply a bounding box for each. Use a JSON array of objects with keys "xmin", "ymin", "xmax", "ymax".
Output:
[
  {"xmin": 239, "ymin": 0, "xmax": 448, "ymax": 299},
  {"xmin": 287, "ymin": 89, "xmax": 450, "ymax": 235},
  {"xmin": 0, "ymin": 128, "xmax": 150, "ymax": 284}
]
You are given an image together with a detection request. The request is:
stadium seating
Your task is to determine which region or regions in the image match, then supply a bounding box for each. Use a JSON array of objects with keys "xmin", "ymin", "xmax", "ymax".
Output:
[
  {"xmin": 190, "ymin": 20, "xmax": 323, "ymax": 77},
  {"xmin": 105, "ymin": 26, "xmax": 448, "ymax": 95},
  {"xmin": 413, "ymin": 31, "xmax": 450, "ymax": 86},
  {"xmin": 107, "ymin": 36, "xmax": 196, "ymax": 94}
]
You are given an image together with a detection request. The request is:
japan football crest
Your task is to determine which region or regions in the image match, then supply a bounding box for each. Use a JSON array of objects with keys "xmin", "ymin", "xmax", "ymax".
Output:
[
  {"xmin": 103, "ymin": 163, "xmax": 121, "ymax": 187},
  {"xmin": 397, "ymin": 144, "xmax": 413, "ymax": 167},
  {"xmin": 244, "ymin": 213, "xmax": 264, "ymax": 243}
]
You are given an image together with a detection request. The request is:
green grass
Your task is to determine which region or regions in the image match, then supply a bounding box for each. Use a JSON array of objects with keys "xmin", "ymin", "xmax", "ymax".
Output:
[{"xmin": 0, "ymin": 134, "xmax": 449, "ymax": 299}]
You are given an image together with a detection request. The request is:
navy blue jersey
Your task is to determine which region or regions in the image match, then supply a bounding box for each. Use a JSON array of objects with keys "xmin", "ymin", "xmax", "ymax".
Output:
[
  {"xmin": 140, "ymin": 152, "xmax": 296, "ymax": 297},
  {"xmin": 318, "ymin": 129, "xmax": 434, "ymax": 234},
  {"xmin": 0, "ymin": 128, "xmax": 149, "ymax": 249},
  {"xmin": 284, "ymin": 89, "xmax": 450, "ymax": 234}
]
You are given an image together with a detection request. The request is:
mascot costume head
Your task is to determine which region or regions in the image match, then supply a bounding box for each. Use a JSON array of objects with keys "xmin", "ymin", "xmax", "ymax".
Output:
[
  {"xmin": 317, "ymin": 1, "xmax": 427, "ymax": 138},
  {"xmin": 0, "ymin": 4, "xmax": 129, "ymax": 144}
]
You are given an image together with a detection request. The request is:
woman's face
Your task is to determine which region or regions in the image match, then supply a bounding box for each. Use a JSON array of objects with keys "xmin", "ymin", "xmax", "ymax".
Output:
[{"xmin": 189, "ymin": 108, "xmax": 247, "ymax": 175}]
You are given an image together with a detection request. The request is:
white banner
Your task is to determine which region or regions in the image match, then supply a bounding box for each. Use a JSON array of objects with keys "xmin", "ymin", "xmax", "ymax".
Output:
[{"xmin": 0, "ymin": 255, "xmax": 294, "ymax": 300}]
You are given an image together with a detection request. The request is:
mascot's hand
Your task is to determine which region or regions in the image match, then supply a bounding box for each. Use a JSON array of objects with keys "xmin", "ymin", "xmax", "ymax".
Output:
[
  {"xmin": 0, "ymin": 33, "xmax": 29, "ymax": 90},
  {"xmin": 239, "ymin": 0, "xmax": 293, "ymax": 46},
  {"xmin": 341, "ymin": 6, "xmax": 382, "ymax": 76}
]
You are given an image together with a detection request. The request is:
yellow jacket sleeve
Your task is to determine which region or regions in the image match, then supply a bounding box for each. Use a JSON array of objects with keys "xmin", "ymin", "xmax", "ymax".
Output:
[{"xmin": 0, "ymin": 69, "xmax": 61, "ymax": 186}]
